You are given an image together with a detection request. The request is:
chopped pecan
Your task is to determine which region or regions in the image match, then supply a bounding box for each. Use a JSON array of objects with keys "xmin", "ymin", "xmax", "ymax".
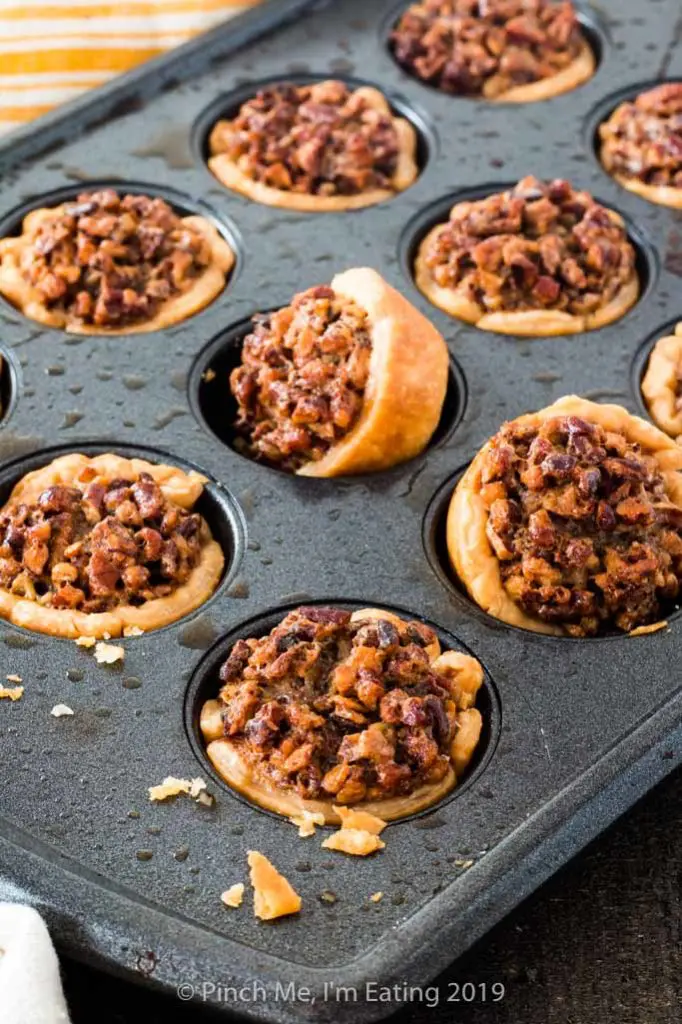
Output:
[
  {"xmin": 211, "ymin": 607, "xmax": 483, "ymax": 804},
  {"xmin": 480, "ymin": 414, "xmax": 682, "ymax": 634},
  {"xmin": 421, "ymin": 176, "xmax": 635, "ymax": 316},
  {"xmin": 231, "ymin": 286, "xmax": 372, "ymax": 471},
  {"xmin": 391, "ymin": 0, "xmax": 586, "ymax": 97},
  {"xmin": 21, "ymin": 190, "xmax": 212, "ymax": 328},
  {"xmin": 209, "ymin": 81, "xmax": 400, "ymax": 197},
  {"xmin": 0, "ymin": 467, "xmax": 209, "ymax": 613},
  {"xmin": 600, "ymin": 84, "xmax": 682, "ymax": 189}
]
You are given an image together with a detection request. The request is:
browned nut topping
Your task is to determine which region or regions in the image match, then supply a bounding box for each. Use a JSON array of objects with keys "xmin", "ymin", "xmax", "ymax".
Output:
[
  {"xmin": 391, "ymin": 0, "xmax": 588, "ymax": 98},
  {"xmin": 209, "ymin": 80, "xmax": 404, "ymax": 198},
  {"xmin": 479, "ymin": 415, "xmax": 682, "ymax": 635},
  {"xmin": 12, "ymin": 189, "xmax": 214, "ymax": 329},
  {"xmin": 600, "ymin": 84, "xmax": 682, "ymax": 191},
  {"xmin": 231, "ymin": 285, "xmax": 371, "ymax": 471},
  {"xmin": 208, "ymin": 606, "xmax": 484, "ymax": 805},
  {"xmin": 420, "ymin": 176, "xmax": 636, "ymax": 318},
  {"xmin": 0, "ymin": 472, "xmax": 210, "ymax": 613}
]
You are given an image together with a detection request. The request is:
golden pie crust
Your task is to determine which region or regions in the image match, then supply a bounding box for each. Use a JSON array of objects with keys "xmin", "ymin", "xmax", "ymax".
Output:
[
  {"xmin": 295, "ymin": 267, "xmax": 449, "ymax": 476},
  {"xmin": 0, "ymin": 453, "xmax": 224, "ymax": 639},
  {"xmin": 641, "ymin": 322, "xmax": 682, "ymax": 438},
  {"xmin": 488, "ymin": 40, "xmax": 595, "ymax": 103},
  {"xmin": 208, "ymin": 86, "xmax": 418, "ymax": 212},
  {"xmin": 447, "ymin": 395, "xmax": 682, "ymax": 635},
  {"xmin": 200, "ymin": 608, "xmax": 484, "ymax": 824},
  {"xmin": 415, "ymin": 207, "xmax": 639, "ymax": 337},
  {"xmin": 0, "ymin": 207, "xmax": 235, "ymax": 335}
]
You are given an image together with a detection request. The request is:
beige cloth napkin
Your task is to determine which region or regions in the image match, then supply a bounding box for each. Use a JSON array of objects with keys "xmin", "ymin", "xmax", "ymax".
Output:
[{"xmin": 0, "ymin": 904, "xmax": 71, "ymax": 1024}]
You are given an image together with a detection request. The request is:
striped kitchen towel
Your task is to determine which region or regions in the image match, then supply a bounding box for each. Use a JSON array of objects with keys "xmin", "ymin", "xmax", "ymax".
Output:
[{"xmin": 0, "ymin": 0, "xmax": 261, "ymax": 135}]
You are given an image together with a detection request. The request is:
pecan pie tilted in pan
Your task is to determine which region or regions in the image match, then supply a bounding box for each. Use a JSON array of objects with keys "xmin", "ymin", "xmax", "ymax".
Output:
[
  {"xmin": 207, "ymin": 80, "xmax": 418, "ymax": 211},
  {"xmin": 229, "ymin": 267, "xmax": 449, "ymax": 476},
  {"xmin": 201, "ymin": 606, "xmax": 485, "ymax": 823},
  {"xmin": 448, "ymin": 396, "xmax": 682, "ymax": 637},
  {"xmin": 599, "ymin": 83, "xmax": 682, "ymax": 210},
  {"xmin": 391, "ymin": 0, "xmax": 595, "ymax": 103},
  {"xmin": 0, "ymin": 189, "xmax": 235, "ymax": 334},
  {"xmin": 641, "ymin": 322, "xmax": 682, "ymax": 440},
  {"xmin": 414, "ymin": 177, "xmax": 639, "ymax": 336},
  {"xmin": 0, "ymin": 454, "xmax": 224, "ymax": 638}
]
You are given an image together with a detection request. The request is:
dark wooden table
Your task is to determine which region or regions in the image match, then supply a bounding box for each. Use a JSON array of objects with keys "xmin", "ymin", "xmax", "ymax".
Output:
[{"xmin": 63, "ymin": 767, "xmax": 681, "ymax": 1024}]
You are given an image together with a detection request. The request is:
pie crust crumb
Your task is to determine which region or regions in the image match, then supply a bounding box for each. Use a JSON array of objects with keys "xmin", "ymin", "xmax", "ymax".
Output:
[
  {"xmin": 51, "ymin": 703, "xmax": 74, "ymax": 717},
  {"xmin": 148, "ymin": 776, "xmax": 210, "ymax": 803},
  {"xmin": 628, "ymin": 621, "xmax": 668, "ymax": 637},
  {"xmin": 321, "ymin": 829, "xmax": 385, "ymax": 857},
  {"xmin": 334, "ymin": 806, "xmax": 387, "ymax": 835},
  {"xmin": 75, "ymin": 636, "xmax": 97, "ymax": 648},
  {"xmin": 221, "ymin": 883, "xmax": 245, "ymax": 909},
  {"xmin": 370, "ymin": 891, "xmax": 384, "ymax": 903},
  {"xmin": 6, "ymin": 674, "xmax": 22, "ymax": 683},
  {"xmin": 94, "ymin": 641, "xmax": 125, "ymax": 664},
  {"xmin": 289, "ymin": 809, "xmax": 326, "ymax": 838},
  {"xmin": 0, "ymin": 686, "xmax": 24, "ymax": 701},
  {"xmin": 248, "ymin": 850, "xmax": 302, "ymax": 921}
]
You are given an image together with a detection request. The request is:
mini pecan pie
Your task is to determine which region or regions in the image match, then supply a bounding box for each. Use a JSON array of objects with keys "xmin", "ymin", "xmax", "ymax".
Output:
[
  {"xmin": 642, "ymin": 322, "xmax": 682, "ymax": 439},
  {"xmin": 207, "ymin": 80, "xmax": 418, "ymax": 212},
  {"xmin": 201, "ymin": 606, "xmax": 485, "ymax": 822},
  {"xmin": 229, "ymin": 267, "xmax": 448, "ymax": 476},
  {"xmin": 415, "ymin": 177, "xmax": 639, "ymax": 335},
  {"xmin": 0, "ymin": 453, "xmax": 224, "ymax": 638},
  {"xmin": 391, "ymin": 0, "xmax": 594, "ymax": 102},
  {"xmin": 448, "ymin": 396, "xmax": 682, "ymax": 636},
  {"xmin": 0, "ymin": 189, "xmax": 234, "ymax": 334},
  {"xmin": 599, "ymin": 84, "xmax": 682, "ymax": 209}
]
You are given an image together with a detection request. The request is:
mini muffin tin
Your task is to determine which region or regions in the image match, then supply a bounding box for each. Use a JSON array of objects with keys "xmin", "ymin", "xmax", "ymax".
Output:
[{"xmin": 0, "ymin": 1, "xmax": 681, "ymax": 1021}]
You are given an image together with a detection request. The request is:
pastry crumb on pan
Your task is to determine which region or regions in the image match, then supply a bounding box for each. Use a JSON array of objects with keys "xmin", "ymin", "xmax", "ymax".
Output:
[
  {"xmin": 321, "ymin": 829, "xmax": 386, "ymax": 857},
  {"xmin": 415, "ymin": 176, "xmax": 639, "ymax": 335},
  {"xmin": 247, "ymin": 850, "xmax": 302, "ymax": 921},
  {"xmin": 221, "ymin": 883, "xmax": 245, "ymax": 909},
  {"xmin": 51, "ymin": 703, "xmax": 74, "ymax": 717},
  {"xmin": 641, "ymin": 322, "xmax": 682, "ymax": 439},
  {"xmin": 0, "ymin": 189, "xmax": 234, "ymax": 334},
  {"xmin": 0, "ymin": 452, "xmax": 224, "ymax": 639},
  {"xmin": 599, "ymin": 83, "xmax": 682, "ymax": 209},
  {"xmin": 208, "ymin": 79, "xmax": 418, "ymax": 212},
  {"xmin": 448, "ymin": 396, "xmax": 682, "ymax": 636},
  {"xmin": 391, "ymin": 0, "xmax": 594, "ymax": 102},
  {"xmin": 0, "ymin": 685, "xmax": 23, "ymax": 701},
  {"xmin": 148, "ymin": 776, "xmax": 209, "ymax": 803},
  {"xmin": 289, "ymin": 809, "xmax": 326, "ymax": 838},
  {"xmin": 201, "ymin": 605, "xmax": 485, "ymax": 824},
  {"xmin": 229, "ymin": 266, "xmax": 449, "ymax": 476}
]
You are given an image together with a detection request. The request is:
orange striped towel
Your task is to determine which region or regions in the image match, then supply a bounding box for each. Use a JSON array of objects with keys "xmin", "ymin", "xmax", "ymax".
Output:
[{"xmin": 0, "ymin": 0, "xmax": 262, "ymax": 135}]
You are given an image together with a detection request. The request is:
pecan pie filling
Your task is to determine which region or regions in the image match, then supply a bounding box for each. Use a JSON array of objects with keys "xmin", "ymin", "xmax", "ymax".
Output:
[
  {"xmin": 391, "ymin": 0, "xmax": 592, "ymax": 99},
  {"xmin": 231, "ymin": 286, "xmax": 372, "ymax": 471},
  {"xmin": 600, "ymin": 84, "xmax": 682, "ymax": 194},
  {"xmin": 0, "ymin": 472, "xmax": 208, "ymax": 613},
  {"xmin": 207, "ymin": 80, "xmax": 418, "ymax": 209},
  {"xmin": 204, "ymin": 607, "xmax": 484, "ymax": 812},
  {"xmin": 417, "ymin": 176, "xmax": 637, "ymax": 325},
  {"xmin": 0, "ymin": 188, "xmax": 233, "ymax": 332},
  {"xmin": 480, "ymin": 415, "xmax": 682, "ymax": 635}
]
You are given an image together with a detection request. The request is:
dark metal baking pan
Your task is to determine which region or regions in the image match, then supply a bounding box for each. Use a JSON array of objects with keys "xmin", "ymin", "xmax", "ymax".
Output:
[{"xmin": 0, "ymin": 1, "xmax": 681, "ymax": 1021}]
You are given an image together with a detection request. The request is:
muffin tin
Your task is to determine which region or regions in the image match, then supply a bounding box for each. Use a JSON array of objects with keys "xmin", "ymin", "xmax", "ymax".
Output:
[{"xmin": 0, "ymin": 0, "xmax": 681, "ymax": 1021}]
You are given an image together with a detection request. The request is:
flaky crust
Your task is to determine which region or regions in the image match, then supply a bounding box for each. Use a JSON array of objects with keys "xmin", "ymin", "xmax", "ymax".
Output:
[
  {"xmin": 414, "ymin": 207, "xmax": 639, "ymax": 336},
  {"xmin": 447, "ymin": 396, "xmax": 682, "ymax": 635},
  {"xmin": 208, "ymin": 86, "xmax": 418, "ymax": 212},
  {"xmin": 490, "ymin": 40, "xmax": 595, "ymax": 103},
  {"xmin": 641, "ymin": 322, "xmax": 682, "ymax": 438},
  {"xmin": 0, "ymin": 209, "xmax": 235, "ymax": 335},
  {"xmin": 297, "ymin": 267, "xmax": 448, "ymax": 476},
  {"xmin": 0, "ymin": 453, "xmax": 224, "ymax": 638},
  {"xmin": 201, "ymin": 607, "xmax": 484, "ymax": 824}
]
